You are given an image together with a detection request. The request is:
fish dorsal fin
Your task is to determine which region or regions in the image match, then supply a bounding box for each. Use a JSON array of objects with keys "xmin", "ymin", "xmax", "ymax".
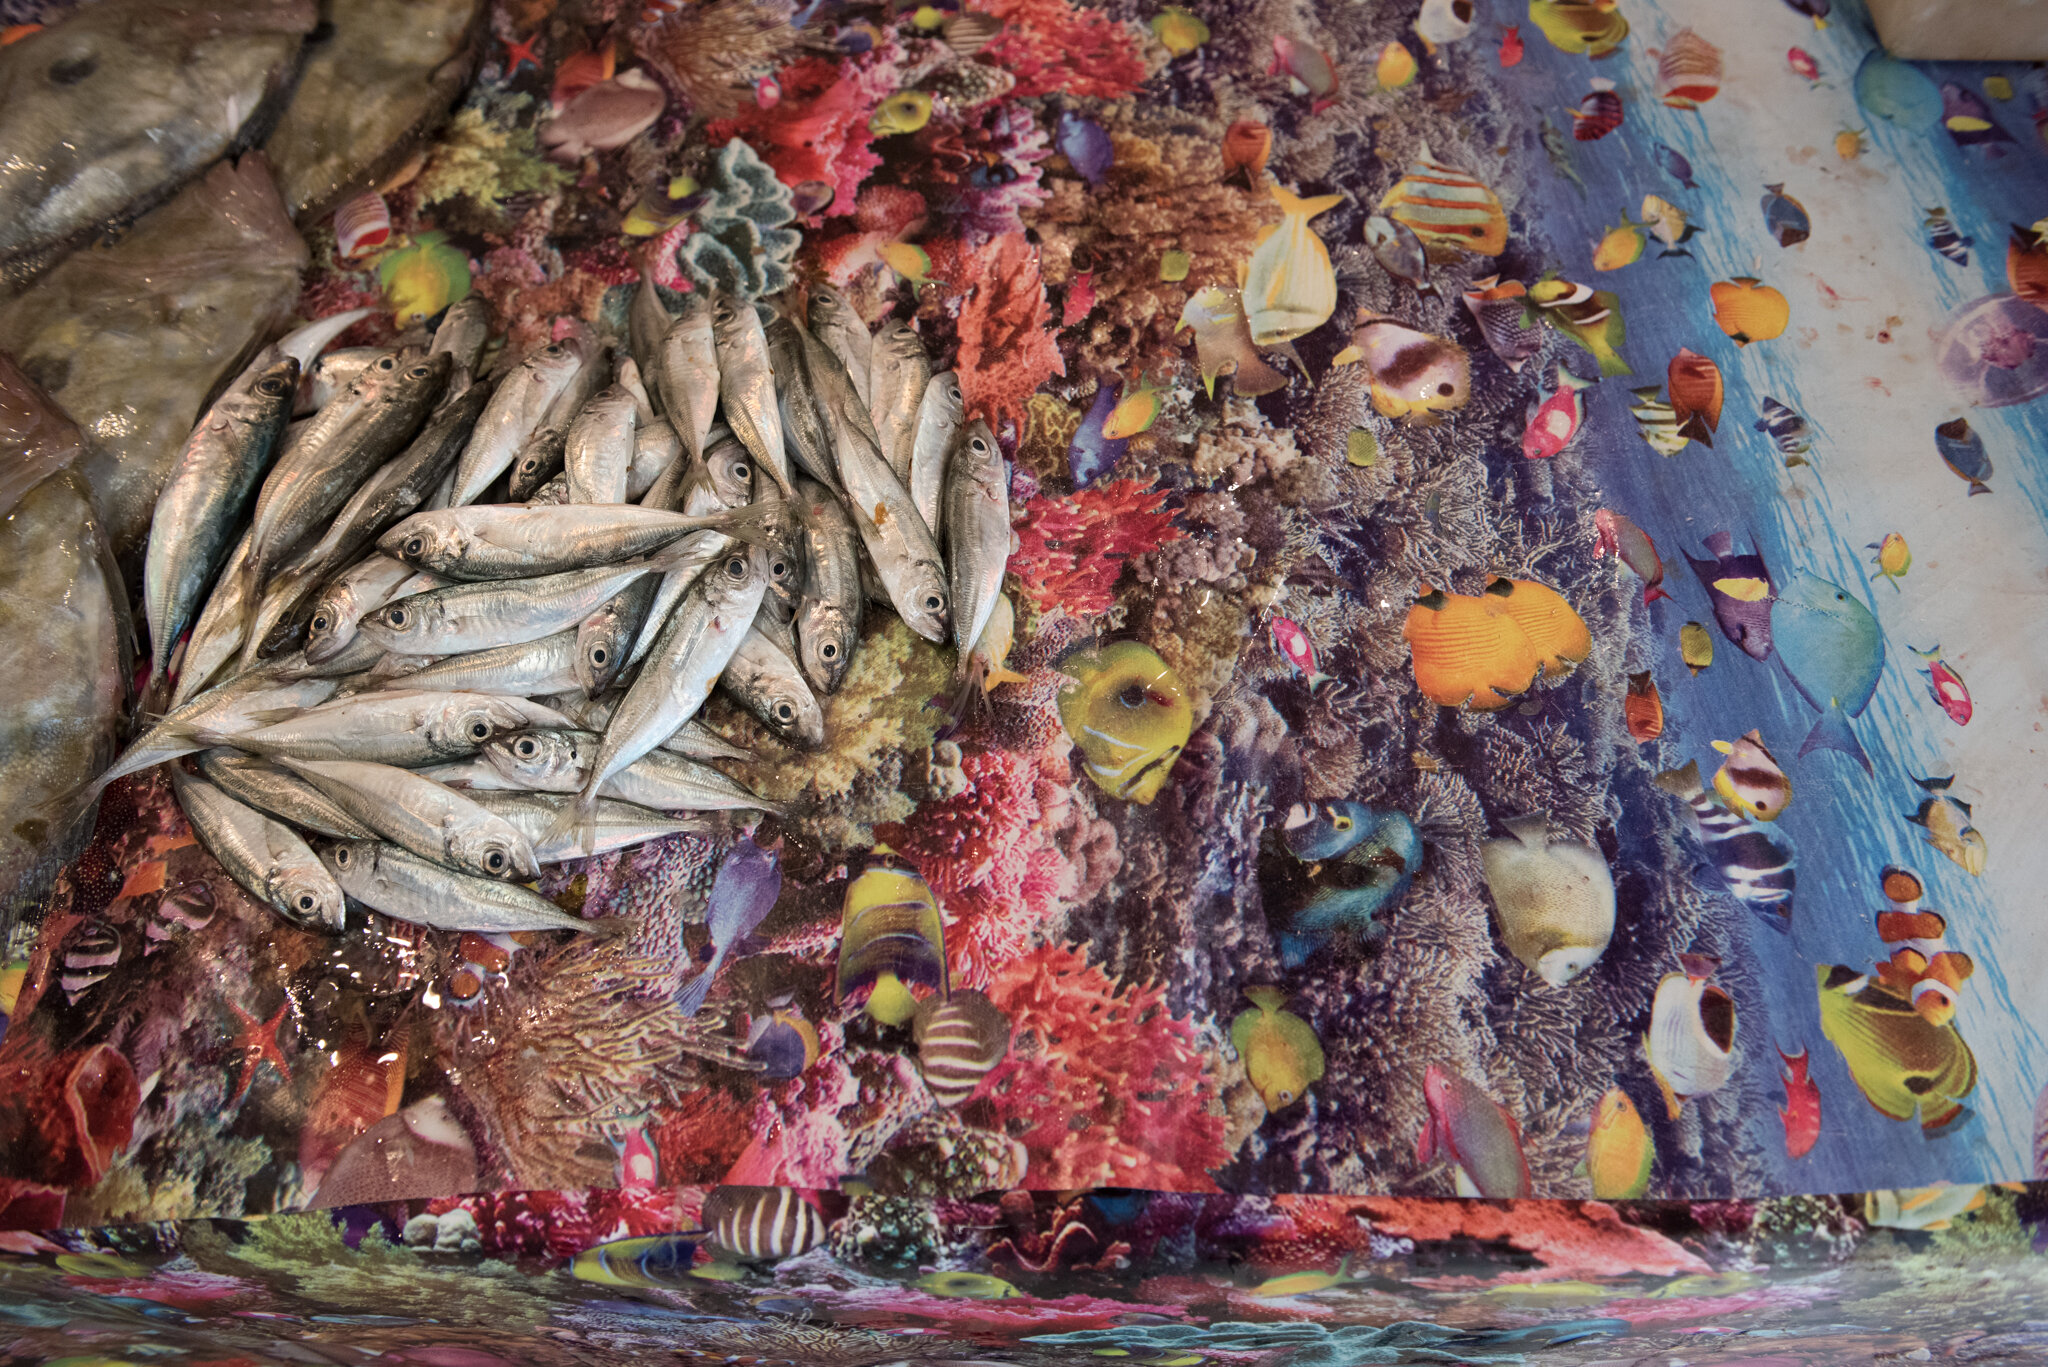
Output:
[
  {"xmin": 1711, "ymin": 739, "xmax": 1732, "ymax": 754},
  {"xmin": 1502, "ymin": 813, "xmax": 1551, "ymax": 847},
  {"xmin": 1270, "ymin": 184, "xmax": 1345, "ymax": 221},
  {"xmin": 1245, "ymin": 984, "xmax": 1287, "ymax": 1012}
]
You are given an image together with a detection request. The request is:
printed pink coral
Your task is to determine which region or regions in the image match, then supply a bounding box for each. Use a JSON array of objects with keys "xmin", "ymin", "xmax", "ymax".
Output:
[
  {"xmin": 706, "ymin": 56, "xmax": 891, "ymax": 216},
  {"xmin": 975, "ymin": 0, "xmax": 1148, "ymax": 99},
  {"xmin": 1009, "ymin": 475, "xmax": 1184, "ymax": 615},
  {"xmin": 954, "ymin": 232, "xmax": 1065, "ymax": 440}
]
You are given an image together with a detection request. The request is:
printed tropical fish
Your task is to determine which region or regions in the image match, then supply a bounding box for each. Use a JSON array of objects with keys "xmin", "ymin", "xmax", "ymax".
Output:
[
  {"xmin": 677, "ymin": 834, "xmax": 782, "ymax": 1016},
  {"xmin": 1417, "ymin": 1064, "xmax": 1531, "ymax": 1197},
  {"xmin": 1655, "ymin": 761, "xmax": 1796, "ymax": 927},
  {"xmin": 1645, "ymin": 954, "xmax": 1737, "ymax": 1117},
  {"xmin": 377, "ymin": 232, "xmax": 472, "ymax": 328},
  {"xmin": 1778, "ymin": 1048, "xmax": 1820, "ymax": 1158},
  {"xmin": 1684, "ymin": 530, "xmax": 1774, "ymax": 660},
  {"xmin": 1364, "ymin": 214, "xmax": 1435, "ymax": 295},
  {"xmin": 1710, "ymin": 729, "xmax": 1791, "ymax": 821},
  {"xmin": 1755, "ymin": 396, "xmax": 1815, "ymax": 464},
  {"xmin": 1462, "ymin": 276, "xmax": 1545, "ymax": 371},
  {"xmin": 1243, "ymin": 185, "xmax": 1344, "ymax": 345},
  {"xmin": 1499, "ymin": 24, "xmax": 1524, "ymax": 66},
  {"xmin": 334, "ymin": 191, "xmax": 391, "ymax": 260},
  {"xmin": 1667, "ymin": 348, "xmax": 1723, "ymax": 444},
  {"xmin": 1639, "ymin": 195, "xmax": 1700, "ymax": 257},
  {"xmin": 1783, "ymin": 0, "xmax": 1830, "ymax": 27},
  {"xmin": 1654, "ymin": 28, "xmax": 1723, "ymax": 108},
  {"xmin": 1270, "ymin": 614, "xmax": 1327, "ymax": 686},
  {"xmin": 1527, "ymin": 0, "xmax": 1629, "ymax": 58},
  {"xmin": 1761, "ymin": 185, "xmax": 1810, "ymax": 248},
  {"xmin": 2009, "ymin": 222, "xmax": 2048, "ymax": 301},
  {"xmin": 1816, "ymin": 962, "xmax": 1977, "ymax": 1134},
  {"xmin": 1787, "ymin": 46, "xmax": 1820, "ymax": 82},
  {"xmin": 836, "ymin": 847, "xmax": 948, "ymax": 1025},
  {"xmin": 1338, "ymin": 312, "xmax": 1472, "ymax": 423},
  {"xmin": 1629, "ymin": 387, "xmax": 1690, "ymax": 455},
  {"xmin": 1868, "ymin": 532, "xmax": 1910, "ymax": 587},
  {"xmin": 1594, "ymin": 508, "xmax": 1670, "ymax": 602},
  {"xmin": 1624, "ymin": 671, "xmax": 1663, "ymax": 742},
  {"xmin": 745, "ymin": 999, "xmax": 820, "ymax": 1079},
  {"xmin": 1404, "ymin": 578, "xmax": 1592, "ymax": 709},
  {"xmin": 913, "ymin": 989, "xmax": 1010, "ymax": 1107},
  {"xmin": 1942, "ymin": 82, "xmax": 2015, "ymax": 153},
  {"xmin": 1529, "ymin": 278, "xmax": 1630, "ymax": 376},
  {"xmin": 1176, "ymin": 286, "xmax": 1289, "ymax": 398},
  {"xmin": 1905, "ymin": 775, "xmax": 1987, "ymax": 875},
  {"xmin": 1150, "ymin": 5, "xmax": 1209, "ymax": 55},
  {"xmin": 1269, "ymin": 33, "xmax": 1340, "ymax": 113},
  {"xmin": 1252, "ymin": 1258, "xmax": 1360, "ymax": 1298},
  {"xmin": 1679, "ymin": 621, "xmax": 1714, "ymax": 676},
  {"xmin": 1278, "ymin": 802, "xmax": 1424, "ymax": 966},
  {"xmin": 1872, "ymin": 865, "xmax": 1974, "ymax": 1027},
  {"xmin": 1593, "ymin": 218, "xmax": 1645, "ymax": 270},
  {"xmin": 1221, "ymin": 120, "xmax": 1272, "ymax": 184},
  {"xmin": 1773, "ymin": 571, "xmax": 1884, "ymax": 770},
  {"xmin": 870, "ymin": 91, "xmax": 934, "ymax": 136},
  {"xmin": 1654, "ymin": 141, "xmax": 1699, "ymax": 189},
  {"xmin": 1911, "ymin": 644, "xmax": 1971, "ymax": 725},
  {"xmin": 1925, "ymin": 207, "xmax": 1972, "ymax": 266},
  {"xmin": 1584, "ymin": 1087, "xmax": 1653, "ymax": 1197},
  {"xmin": 1055, "ymin": 109, "xmax": 1113, "ymax": 184},
  {"xmin": 1231, "ymin": 985, "xmax": 1325, "ymax": 1113},
  {"xmin": 1056, "ymin": 640, "xmax": 1192, "ymax": 803},
  {"xmin": 1101, "ymin": 373, "xmax": 1168, "ymax": 439},
  {"xmin": 1413, "ymin": 0, "xmax": 1476, "ymax": 51},
  {"xmin": 1934, "ymin": 417, "xmax": 1993, "ymax": 495},
  {"xmin": 1572, "ymin": 78, "xmax": 1623, "ymax": 141},
  {"xmin": 1067, "ymin": 385, "xmax": 1130, "ymax": 487},
  {"xmin": 1710, "ymin": 277, "xmax": 1790, "ymax": 346},
  {"xmin": 1481, "ymin": 812, "xmax": 1615, "ymax": 987},
  {"xmin": 1378, "ymin": 146, "xmax": 1509, "ymax": 256},
  {"xmin": 1865, "ymin": 1185, "xmax": 1988, "ymax": 1231},
  {"xmin": 1375, "ymin": 40, "xmax": 1419, "ymax": 91}
]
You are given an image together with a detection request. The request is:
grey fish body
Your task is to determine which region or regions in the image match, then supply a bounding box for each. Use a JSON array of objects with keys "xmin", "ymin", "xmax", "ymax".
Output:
[
  {"xmin": 565, "ymin": 384, "xmax": 640, "ymax": 504},
  {"xmin": 246, "ymin": 350, "xmax": 452, "ymax": 593},
  {"xmin": 143, "ymin": 358, "xmax": 300, "ymax": 695},
  {"xmin": 794, "ymin": 477, "xmax": 863, "ymax": 694},
  {"xmin": 282, "ymin": 756, "xmax": 537, "ymax": 879},
  {"xmin": 98, "ymin": 674, "xmax": 338, "ymax": 800},
  {"xmin": 171, "ymin": 768, "xmax": 344, "ymax": 931},
  {"xmin": 507, "ymin": 424, "xmax": 569, "ymax": 501},
  {"xmin": 944, "ymin": 419, "xmax": 1009, "ymax": 660},
  {"xmin": 628, "ymin": 417, "xmax": 681, "ymax": 501},
  {"xmin": 577, "ymin": 577, "xmax": 658, "ymax": 695},
  {"xmin": 656, "ymin": 292, "xmax": 720, "ymax": 466},
  {"xmin": 808, "ymin": 284, "xmax": 872, "ymax": 408},
  {"xmin": 869, "ymin": 322, "xmax": 931, "ymax": 486},
  {"xmin": 429, "ymin": 295, "xmax": 495, "ymax": 392},
  {"xmin": 304, "ymin": 554, "xmax": 430, "ymax": 665},
  {"xmin": 378, "ymin": 630, "xmax": 580, "ymax": 697},
  {"xmin": 547, "ymin": 695, "xmax": 753, "ymax": 762},
  {"xmin": 765, "ymin": 314, "xmax": 847, "ymax": 496},
  {"xmin": 450, "ymin": 334, "xmax": 594, "ymax": 504},
  {"xmin": 617, "ymin": 356, "xmax": 658, "ymax": 427},
  {"xmin": 469, "ymin": 790, "xmax": 709, "ymax": 863},
  {"xmin": 908, "ymin": 371, "xmax": 964, "ymax": 540},
  {"xmin": 711, "ymin": 293, "xmax": 793, "ymax": 494},
  {"xmin": 172, "ymin": 528, "xmax": 255, "ymax": 708},
  {"xmin": 306, "ymin": 347, "xmax": 386, "ymax": 412},
  {"xmin": 487, "ymin": 729, "xmax": 777, "ymax": 813},
  {"xmin": 381, "ymin": 502, "xmax": 760, "ymax": 579},
  {"xmin": 206, "ymin": 689, "xmax": 572, "ymax": 766},
  {"xmin": 196, "ymin": 748, "xmax": 379, "ymax": 840},
  {"xmin": 0, "ymin": 0, "xmax": 316, "ymax": 284},
  {"xmin": 359, "ymin": 560, "xmax": 672, "ymax": 655},
  {"xmin": 628, "ymin": 441, "xmax": 751, "ymax": 665},
  {"xmin": 720, "ymin": 621, "xmax": 826, "ymax": 748},
  {"xmin": 319, "ymin": 839, "xmax": 588, "ymax": 933},
  {"xmin": 629, "ymin": 272, "xmax": 674, "ymax": 398}
]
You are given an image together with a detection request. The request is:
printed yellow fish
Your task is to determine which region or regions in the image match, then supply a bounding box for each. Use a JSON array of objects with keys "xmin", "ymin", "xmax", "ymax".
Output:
[
  {"xmin": 1864, "ymin": 1184, "xmax": 1987, "ymax": 1231},
  {"xmin": 1102, "ymin": 374, "xmax": 1169, "ymax": 439},
  {"xmin": 1056, "ymin": 640, "xmax": 1192, "ymax": 803},
  {"xmin": 869, "ymin": 91, "xmax": 934, "ymax": 135},
  {"xmin": 1584, "ymin": 1087, "xmax": 1653, "ymax": 1198},
  {"xmin": 1243, "ymin": 184, "xmax": 1345, "ymax": 345},
  {"xmin": 1334, "ymin": 311, "xmax": 1472, "ymax": 423},
  {"xmin": 1816, "ymin": 963, "xmax": 1977, "ymax": 1133},
  {"xmin": 1593, "ymin": 218, "xmax": 1645, "ymax": 270},
  {"xmin": 1176, "ymin": 285, "xmax": 1290, "ymax": 397},
  {"xmin": 1528, "ymin": 0, "xmax": 1630, "ymax": 57},
  {"xmin": 835, "ymin": 847, "xmax": 948, "ymax": 1025},
  {"xmin": 1376, "ymin": 40, "xmax": 1420, "ymax": 89},
  {"xmin": 1378, "ymin": 145, "xmax": 1508, "ymax": 256},
  {"xmin": 1150, "ymin": 5, "xmax": 1209, "ymax": 55},
  {"xmin": 1869, "ymin": 531, "xmax": 1910, "ymax": 587},
  {"xmin": 1231, "ymin": 985, "xmax": 1325, "ymax": 1113},
  {"xmin": 1711, "ymin": 729, "xmax": 1792, "ymax": 821},
  {"xmin": 916, "ymin": 1270, "xmax": 1024, "ymax": 1298},
  {"xmin": 1680, "ymin": 621, "xmax": 1714, "ymax": 675},
  {"xmin": 376, "ymin": 231, "xmax": 472, "ymax": 328},
  {"xmin": 1158, "ymin": 248, "xmax": 1192, "ymax": 281},
  {"xmin": 1251, "ymin": 1256, "xmax": 1356, "ymax": 1297},
  {"xmin": 879, "ymin": 240, "xmax": 938, "ymax": 285},
  {"xmin": 1480, "ymin": 813, "xmax": 1616, "ymax": 987}
]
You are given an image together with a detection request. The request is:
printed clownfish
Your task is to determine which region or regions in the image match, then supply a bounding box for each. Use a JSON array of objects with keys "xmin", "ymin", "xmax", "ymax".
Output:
[{"xmin": 1872, "ymin": 865, "xmax": 1974, "ymax": 1027}]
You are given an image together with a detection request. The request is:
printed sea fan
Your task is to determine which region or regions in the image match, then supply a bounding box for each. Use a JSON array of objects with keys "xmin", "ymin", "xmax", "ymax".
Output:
[
  {"xmin": 1010, "ymin": 475, "xmax": 1183, "ymax": 615},
  {"xmin": 979, "ymin": 943, "xmax": 1225, "ymax": 1189},
  {"xmin": 974, "ymin": 0, "xmax": 1148, "ymax": 99},
  {"xmin": 675, "ymin": 139, "xmax": 803, "ymax": 297},
  {"xmin": 953, "ymin": 232, "xmax": 1065, "ymax": 439}
]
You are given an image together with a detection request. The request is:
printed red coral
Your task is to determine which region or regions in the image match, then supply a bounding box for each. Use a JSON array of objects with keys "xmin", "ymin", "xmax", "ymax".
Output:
[
  {"xmin": 1358, "ymin": 1198, "xmax": 1711, "ymax": 1278},
  {"xmin": 648, "ymin": 1083, "xmax": 756, "ymax": 1185},
  {"xmin": 706, "ymin": 56, "xmax": 889, "ymax": 216},
  {"xmin": 953, "ymin": 233, "xmax": 1064, "ymax": 440},
  {"xmin": 974, "ymin": 0, "xmax": 1147, "ymax": 99},
  {"xmin": 808, "ymin": 184, "xmax": 928, "ymax": 284},
  {"xmin": 876, "ymin": 745, "xmax": 1069, "ymax": 991},
  {"xmin": 1009, "ymin": 475, "xmax": 1183, "ymax": 616},
  {"xmin": 978, "ymin": 943, "xmax": 1225, "ymax": 1190}
]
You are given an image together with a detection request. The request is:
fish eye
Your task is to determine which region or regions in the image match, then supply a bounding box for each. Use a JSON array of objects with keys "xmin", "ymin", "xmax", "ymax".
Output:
[
  {"xmin": 516, "ymin": 738, "xmax": 538, "ymax": 758},
  {"xmin": 775, "ymin": 702, "xmax": 794, "ymax": 722},
  {"xmin": 731, "ymin": 463, "xmax": 750, "ymax": 482},
  {"xmin": 485, "ymin": 850, "xmax": 507, "ymax": 873},
  {"xmin": 726, "ymin": 556, "xmax": 747, "ymax": 577},
  {"xmin": 1437, "ymin": 382, "xmax": 1456, "ymax": 396},
  {"xmin": 924, "ymin": 594, "xmax": 942, "ymax": 612},
  {"xmin": 590, "ymin": 646, "xmax": 608, "ymax": 666},
  {"xmin": 311, "ymin": 614, "xmax": 329, "ymax": 632},
  {"xmin": 260, "ymin": 375, "xmax": 289, "ymax": 396},
  {"xmin": 334, "ymin": 847, "xmax": 351, "ymax": 865},
  {"xmin": 1276, "ymin": 1090, "xmax": 1295, "ymax": 1106},
  {"xmin": 297, "ymin": 893, "xmax": 316, "ymax": 912},
  {"xmin": 408, "ymin": 365, "xmax": 432, "ymax": 379},
  {"xmin": 377, "ymin": 355, "xmax": 398, "ymax": 371},
  {"xmin": 49, "ymin": 55, "xmax": 95, "ymax": 84},
  {"xmin": 403, "ymin": 536, "xmax": 425, "ymax": 556},
  {"xmin": 469, "ymin": 720, "xmax": 491, "ymax": 740},
  {"xmin": 543, "ymin": 343, "xmax": 566, "ymax": 357},
  {"xmin": 1332, "ymin": 815, "xmax": 1353, "ymax": 830},
  {"xmin": 771, "ymin": 558, "xmax": 790, "ymax": 579},
  {"xmin": 1117, "ymin": 683, "xmax": 1147, "ymax": 708},
  {"xmin": 820, "ymin": 642, "xmax": 838, "ymax": 659},
  {"xmin": 386, "ymin": 607, "xmax": 407, "ymax": 627}
]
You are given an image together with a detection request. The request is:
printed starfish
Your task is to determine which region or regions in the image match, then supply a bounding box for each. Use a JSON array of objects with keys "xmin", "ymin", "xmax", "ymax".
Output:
[
  {"xmin": 225, "ymin": 998, "xmax": 292, "ymax": 1106},
  {"xmin": 501, "ymin": 31, "xmax": 540, "ymax": 76}
]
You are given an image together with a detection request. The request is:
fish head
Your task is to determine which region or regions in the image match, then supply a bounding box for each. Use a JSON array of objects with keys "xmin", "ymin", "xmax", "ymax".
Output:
[
  {"xmin": 448, "ymin": 819, "xmax": 537, "ymax": 882},
  {"xmin": 705, "ymin": 543, "xmax": 772, "ymax": 618},
  {"xmin": 896, "ymin": 558, "xmax": 952, "ymax": 644},
  {"xmin": 578, "ymin": 612, "xmax": 633, "ymax": 696},
  {"xmin": 383, "ymin": 516, "xmax": 469, "ymax": 574},
  {"xmin": 268, "ymin": 861, "xmax": 345, "ymax": 932},
  {"xmin": 303, "ymin": 587, "xmax": 361, "ymax": 663},
  {"xmin": 486, "ymin": 729, "xmax": 585, "ymax": 787},
  {"xmin": 362, "ymin": 591, "xmax": 447, "ymax": 651},
  {"xmin": 797, "ymin": 599, "xmax": 858, "ymax": 695},
  {"xmin": 755, "ymin": 668, "xmax": 826, "ymax": 748},
  {"xmin": 1056, "ymin": 640, "xmax": 1191, "ymax": 804},
  {"xmin": 1536, "ymin": 944, "xmax": 1600, "ymax": 987},
  {"xmin": 429, "ymin": 698, "xmax": 520, "ymax": 757},
  {"xmin": 1282, "ymin": 800, "xmax": 1371, "ymax": 860},
  {"xmin": 318, "ymin": 839, "xmax": 382, "ymax": 885},
  {"xmin": 706, "ymin": 438, "xmax": 755, "ymax": 506}
]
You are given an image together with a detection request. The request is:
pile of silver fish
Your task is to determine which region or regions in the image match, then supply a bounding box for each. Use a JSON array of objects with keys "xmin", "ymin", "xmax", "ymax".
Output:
[{"xmin": 88, "ymin": 279, "xmax": 1007, "ymax": 937}]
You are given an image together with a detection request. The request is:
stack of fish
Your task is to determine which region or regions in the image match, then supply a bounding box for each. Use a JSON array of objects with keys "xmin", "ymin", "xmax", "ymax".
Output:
[{"xmin": 96, "ymin": 279, "xmax": 1009, "ymax": 936}]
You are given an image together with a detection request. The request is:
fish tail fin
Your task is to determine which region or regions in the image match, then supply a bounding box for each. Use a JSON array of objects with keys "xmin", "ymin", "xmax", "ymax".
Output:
[
  {"xmin": 1652, "ymin": 759, "xmax": 1704, "ymax": 800},
  {"xmin": 1915, "ymin": 774, "xmax": 1954, "ymax": 792},
  {"xmin": 675, "ymin": 958, "xmax": 718, "ymax": 1017},
  {"xmin": 1643, "ymin": 584, "xmax": 1672, "ymax": 604},
  {"xmin": 1647, "ymin": 1055, "xmax": 1684, "ymax": 1121},
  {"xmin": 1798, "ymin": 705, "xmax": 1871, "ymax": 773},
  {"xmin": 1909, "ymin": 643, "xmax": 1940, "ymax": 659},
  {"xmin": 1271, "ymin": 184, "xmax": 1345, "ymax": 219},
  {"xmin": 1676, "ymin": 413, "xmax": 1716, "ymax": 446},
  {"xmin": 700, "ymin": 499, "xmax": 786, "ymax": 549},
  {"xmin": 539, "ymin": 785, "xmax": 600, "ymax": 859},
  {"xmin": 1969, "ymin": 479, "xmax": 1992, "ymax": 496},
  {"xmin": 1244, "ymin": 984, "xmax": 1287, "ymax": 1012}
]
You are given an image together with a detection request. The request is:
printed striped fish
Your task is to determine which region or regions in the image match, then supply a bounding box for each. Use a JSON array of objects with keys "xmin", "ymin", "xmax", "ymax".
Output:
[
  {"xmin": 1655, "ymin": 760, "xmax": 1796, "ymax": 929},
  {"xmin": 333, "ymin": 191, "xmax": 391, "ymax": 260},
  {"xmin": 1377, "ymin": 145, "xmax": 1508, "ymax": 256},
  {"xmin": 913, "ymin": 990, "xmax": 1011, "ymax": 1107},
  {"xmin": 705, "ymin": 1185, "xmax": 827, "ymax": 1262}
]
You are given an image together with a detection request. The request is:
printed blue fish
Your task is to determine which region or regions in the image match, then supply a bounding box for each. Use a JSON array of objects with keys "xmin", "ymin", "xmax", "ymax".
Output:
[
  {"xmin": 1923, "ymin": 207, "xmax": 1972, "ymax": 266},
  {"xmin": 1056, "ymin": 110, "xmax": 1115, "ymax": 186},
  {"xmin": 1654, "ymin": 142, "xmax": 1698, "ymax": 190},
  {"xmin": 677, "ymin": 834, "xmax": 783, "ymax": 1015},
  {"xmin": 1941, "ymin": 82, "xmax": 2016, "ymax": 154},
  {"xmin": 1772, "ymin": 572, "xmax": 1885, "ymax": 772},
  {"xmin": 1275, "ymin": 801, "xmax": 1424, "ymax": 967},
  {"xmin": 1755, "ymin": 397, "xmax": 1815, "ymax": 465},
  {"xmin": 1761, "ymin": 184, "xmax": 1810, "ymax": 248},
  {"xmin": 1683, "ymin": 530, "xmax": 1775, "ymax": 661},
  {"xmin": 1934, "ymin": 417, "xmax": 1993, "ymax": 495},
  {"xmin": 1067, "ymin": 384, "xmax": 1131, "ymax": 487}
]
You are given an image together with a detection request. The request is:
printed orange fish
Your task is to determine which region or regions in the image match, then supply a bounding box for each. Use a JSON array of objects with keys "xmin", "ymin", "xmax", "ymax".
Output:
[
  {"xmin": 1873, "ymin": 865, "xmax": 1974, "ymax": 1027},
  {"xmin": 1221, "ymin": 120, "xmax": 1273, "ymax": 184},
  {"xmin": 1778, "ymin": 1047, "xmax": 1821, "ymax": 1158},
  {"xmin": 1667, "ymin": 348, "xmax": 1723, "ymax": 444},
  {"xmin": 1625, "ymin": 671, "xmax": 1664, "ymax": 742}
]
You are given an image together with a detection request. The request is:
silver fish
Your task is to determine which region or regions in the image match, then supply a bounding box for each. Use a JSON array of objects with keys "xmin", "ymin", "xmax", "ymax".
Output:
[
  {"xmin": 565, "ymin": 383, "xmax": 640, "ymax": 505},
  {"xmin": 629, "ymin": 270, "xmax": 674, "ymax": 396},
  {"xmin": 506, "ymin": 422, "xmax": 569, "ymax": 502},
  {"xmin": 0, "ymin": 0, "xmax": 316, "ymax": 286},
  {"xmin": 172, "ymin": 528, "xmax": 255, "ymax": 708},
  {"xmin": 869, "ymin": 321, "xmax": 931, "ymax": 486},
  {"xmin": 469, "ymin": 790, "xmax": 710, "ymax": 863},
  {"xmin": 319, "ymin": 839, "xmax": 589, "ymax": 933},
  {"xmin": 244, "ymin": 349, "xmax": 452, "ymax": 599},
  {"xmin": 377, "ymin": 630, "xmax": 581, "ymax": 697},
  {"xmin": 486, "ymin": 729, "xmax": 778, "ymax": 813},
  {"xmin": 360, "ymin": 558, "xmax": 684, "ymax": 656},
  {"xmin": 655, "ymin": 291, "xmax": 720, "ymax": 469},
  {"xmin": 0, "ymin": 155, "xmax": 308, "ymax": 556},
  {"xmin": 627, "ymin": 417, "xmax": 681, "ymax": 501},
  {"xmin": 552, "ymin": 545, "xmax": 769, "ymax": 842},
  {"xmin": 304, "ymin": 554, "xmax": 431, "ymax": 665},
  {"xmin": 576, "ymin": 578, "xmax": 658, "ymax": 696},
  {"xmin": 171, "ymin": 768, "xmax": 344, "ymax": 932},
  {"xmin": 793, "ymin": 477, "xmax": 863, "ymax": 694},
  {"xmin": 765, "ymin": 313, "xmax": 846, "ymax": 495},
  {"xmin": 808, "ymin": 284, "xmax": 872, "ymax": 408},
  {"xmin": 142, "ymin": 358, "xmax": 299, "ymax": 699},
  {"xmin": 282, "ymin": 756, "xmax": 537, "ymax": 879},
  {"xmin": 617, "ymin": 356, "xmax": 658, "ymax": 427},
  {"xmin": 628, "ymin": 434, "xmax": 753, "ymax": 665},
  {"xmin": 94, "ymin": 674, "xmax": 338, "ymax": 800},
  {"xmin": 381, "ymin": 501, "xmax": 765, "ymax": 579},
  {"xmin": 429, "ymin": 294, "xmax": 495, "ymax": 392},
  {"xmin": 306, "ymin": 346, "xmax": 386, "ymax": 413},
  {"xmin": 721, "ymin": 621, "xmax": 826, "ymax": 748},
  {"xmin": 711, "ymin": 291, "xmax": 794, "ymax": 495},
  {"xmin": 908, "ymin": 370, "xmax": 964, "ymax": 540},
  {"xmin": 449, "ymin": 332, "xmax": 595, "ymax": 504},
  {"xmin": 195, "ymin": 748, "xmax": 378, "ymax": 840},
  {"xmin": 546, "ymin": 694, "xmax": 753, "ymax": 762},
  {"xmin": 944, "ymin": 419, "xmax": 1009, "ymax": 662},
  {"xmin": 201, "ymin": 690, "xmax": 572, "ymax": 766}
]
